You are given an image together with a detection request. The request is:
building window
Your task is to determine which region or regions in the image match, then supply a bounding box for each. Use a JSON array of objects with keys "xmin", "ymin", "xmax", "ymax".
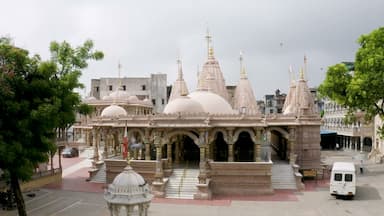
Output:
[
  {"xmin": 162, "ymin": 99, "xmax": 165, "ymax": 105},
  {"xmin": 152, "ymin": 99, "xmax": 156, "ymax": 105},
  {"xmin": 269, "ymin": 109, "xmax": 273, "ymax": 114},
  {"xmin": 122, "ymin": 85, "xmax": 126, "ymax": 91},
  {"xmin": 142, "ymin": 85, "xmax": 146, "ymax": 90},
  {"xmin": 109, "ymin": 85, "xmax": 113, "ymax": 91},
  {"xmin": 95, "ymin": 86, "xmax": 99, "ymax": 92}
]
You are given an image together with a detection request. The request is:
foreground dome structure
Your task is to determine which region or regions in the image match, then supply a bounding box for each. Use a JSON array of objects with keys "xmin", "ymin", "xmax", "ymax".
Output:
[{"xmin": 75, "ymin": 30, "xmax": 321, "ymax": 201}]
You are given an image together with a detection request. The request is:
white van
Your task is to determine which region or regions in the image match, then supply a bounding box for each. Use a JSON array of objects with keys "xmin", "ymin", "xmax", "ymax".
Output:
[{"xmin": 330, "ymin": 162, "xmax": 356, "ymax": 198}]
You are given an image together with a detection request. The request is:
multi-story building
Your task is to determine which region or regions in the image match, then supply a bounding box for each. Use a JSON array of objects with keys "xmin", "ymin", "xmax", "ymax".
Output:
[
  {"xmin": 321, "ymin": 98, "xmax": 373, "ymax": 152},
  {"xmin": 90, "ymin": 74, "xmax": 167, "ymax": 113},
  {"xmin": 264, "ymin": 89, "xmax": 287, "ymax": 114}
]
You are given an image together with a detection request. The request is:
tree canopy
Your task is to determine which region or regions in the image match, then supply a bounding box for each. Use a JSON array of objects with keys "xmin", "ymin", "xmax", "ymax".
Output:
[
  {"xmin": 319, "ymin": 27, "xmax": 384, "ymax": 135},
  {"xmin": 0, "ymin": 38, "xmax": 103, "ymax": 215}
]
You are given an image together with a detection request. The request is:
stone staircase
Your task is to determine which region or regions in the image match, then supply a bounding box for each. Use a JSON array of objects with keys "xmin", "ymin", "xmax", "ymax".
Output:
[
  {"xmin": 272, "ymin": 164, "xmax": 297, "ymax": 190},
  {"xmin": 165, "ymin": 168, "xmax": 199, "ymax": 199},
  {"xmin": 90, "ymin": 163, "xmax": 106, "ymax": 183}
]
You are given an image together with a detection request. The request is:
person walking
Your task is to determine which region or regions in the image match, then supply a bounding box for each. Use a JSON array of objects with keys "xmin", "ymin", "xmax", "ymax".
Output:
[{"xmin": 359, "ymin": 159, "xmax": 364, "ymax": 174}]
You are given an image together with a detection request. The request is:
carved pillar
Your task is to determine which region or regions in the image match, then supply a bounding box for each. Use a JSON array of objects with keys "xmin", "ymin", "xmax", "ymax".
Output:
[
  {"xmin": 154, "ymin": 132, "xmax": 163, "ymax": 181},
  {"xmin": 198, "ymin": 131, "xmax": 207, "ymax": 183},
  {"xmin": 167, "ymin": 143, "xmax": 172, "ymax": 163},
  {"xmin": 103, "ymin": 130, "xmax": 108, "ymax": 160},
  {"xmin": 227, "ymin": 129, "xmax": 234, "ymax": 162},
  {"xmin": 93, "ymin": 129, "xmax": 99, "ymax": 162},
  {"xmin": 288, "ymin": 127, "xmax": 296, "ymax": 165},
  {"xmin": 199, "ymin": 145, "xmax": 207, "ymax": 183},
  {"xmin": 145, "ymin": 141, "xmax": 151, "ymax": 160},
  {"xmin": 85, "ymin": 130, "xmax": 90, "ymax": 147},
  {"xmin": 255, "ymin": 129, "xmax": 262, "ymax": 162}
]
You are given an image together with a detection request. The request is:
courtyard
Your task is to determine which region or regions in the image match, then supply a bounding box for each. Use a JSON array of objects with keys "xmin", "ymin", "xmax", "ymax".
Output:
[{"xmin": 1, "ymin": 149, "xmax": 383, "ymax": 216}]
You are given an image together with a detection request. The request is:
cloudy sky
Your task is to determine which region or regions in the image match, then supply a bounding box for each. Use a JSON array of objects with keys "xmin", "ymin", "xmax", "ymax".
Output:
[{"xmin": 1, "ymin": 0, "xmax": 383, "ymax": 99}]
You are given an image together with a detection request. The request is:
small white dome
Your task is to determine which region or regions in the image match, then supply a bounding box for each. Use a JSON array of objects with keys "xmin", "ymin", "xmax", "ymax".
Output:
[
  {"xmin": 163, "ymin": 96, "xmax": 204, "ymax": 114},
  {"xmin": 128, "ymin": 95, "xmax": 139, "ymax": 102},
  {"xmin": 109, "ymin": 90, "xmax": 130, "ymax": 100},
  {"xmin": 188, "ymin": 91, "xmax": 234, "ymax": 114},
  {"xmin": 101, "ymin": 104, "xmax": 127, "ymax": 117},
  {"xmin": 112, "ymin": 166, "xmax": 145, "ymax": 186},
  {"xmin": 143, "ymin": 98, "xmax": 152, "ymax": 106},
  {"xmin": 85, "ymin": 96, "xmax": 97, "ymax": 101},
  {"xmin": 102, "ymin": 95, "xmax": 112, "ymax": 100}
]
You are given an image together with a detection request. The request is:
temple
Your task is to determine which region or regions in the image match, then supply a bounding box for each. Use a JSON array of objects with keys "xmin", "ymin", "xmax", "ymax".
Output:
[{"xmin": 75, "ymin": 32, "xmax": 321, "ymax": 199}]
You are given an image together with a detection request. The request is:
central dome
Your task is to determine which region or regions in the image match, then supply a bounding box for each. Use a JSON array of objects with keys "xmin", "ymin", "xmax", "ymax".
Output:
[
  {"xmin": 188, "ymin": 91, "xmax": 234, "ymax": 114},
  {"xmin": 101, "ymin": 104, "xmax": 127, "ymax": 117},
  {"xmin": 163, "ymin": 96, "xmax": 204, "ymax": 114}
]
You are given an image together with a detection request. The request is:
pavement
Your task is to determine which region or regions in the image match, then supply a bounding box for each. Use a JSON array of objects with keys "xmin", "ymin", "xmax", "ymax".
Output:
[{"xmin": 1, "ymin": 149, "xmax": 384, "ymax": 216}]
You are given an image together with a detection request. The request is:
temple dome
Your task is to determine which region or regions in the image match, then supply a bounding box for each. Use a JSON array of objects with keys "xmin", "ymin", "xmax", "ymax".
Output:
[
  {"xmin": 163, "ymin": 96, "xmax": 204, "ymax": 114},
  {"xmin": 101, "ymin": 104, "xmax": 127, "ymax": 117},
  {"xmin": 112, "ymin": 166, "xmax": 145, "ymax": 186},
  {"xmin": 188, "ymin": 91, "xmax": 234, "ymax": 114},
  {"xmin": 104, "ymin": 165, "xmax": 152, "ymax": 206},
  {"xmin": 128, "ymin": 95, "xmax": 139, "ymax": 102},
  {"xmin": 109, "ymin": 90, "xmax": 130, "ymax": 100}
]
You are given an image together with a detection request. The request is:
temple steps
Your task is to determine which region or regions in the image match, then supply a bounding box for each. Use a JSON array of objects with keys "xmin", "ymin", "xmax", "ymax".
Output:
[
  {"xmin": 272, "ymin": 164, "xmax": 297, "ymax": 190},
  {"xmin": 90, "ymin": 163, "xmax": 107, "ymax": 183},
  {"xmin": 165, "ymin": 168, "xmax": 199, "ymax": 199}
]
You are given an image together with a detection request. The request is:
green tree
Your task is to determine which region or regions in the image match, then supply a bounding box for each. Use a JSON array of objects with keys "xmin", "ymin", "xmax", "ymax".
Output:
[
  {"xmin": 319, "ymin": 27, "xmax": 384, "ymax": 136},
  {"xmin": 0, "ymin": 38, "xmax": 103, "ymax": 216}
]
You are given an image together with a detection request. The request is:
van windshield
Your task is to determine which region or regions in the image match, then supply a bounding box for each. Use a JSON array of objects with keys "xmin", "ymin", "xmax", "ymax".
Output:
[
  {"xmin": 334, "ymin": 173, "xmax": 342, "ymax": 181},
  {"xmin": 345, "ymin": 174, "xmax": 353, "ymax": 182}
]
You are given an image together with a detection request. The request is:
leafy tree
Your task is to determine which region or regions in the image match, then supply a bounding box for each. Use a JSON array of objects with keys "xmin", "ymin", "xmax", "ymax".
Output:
[
  {"xmin": 319, "ymin": 27, "xmax": 384, "ymax": 136},
  {"xmin": 0, "ymin": 38, "xmax": 103, "ymax": 216}
]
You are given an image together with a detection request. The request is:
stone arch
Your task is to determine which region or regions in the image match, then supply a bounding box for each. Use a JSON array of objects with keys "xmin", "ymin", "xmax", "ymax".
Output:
[
  {"xmin": 269, "ymin": 127, "xmax": 289, "ymax": 161},
  {"xmin": 210, "ymin": 131, "xmax": 228, "ymax": 162},
  {"xmin": 209, "ymin": 128, "xmax": 229, "ymax": 143},
  {"xmin": 127, "ymin": 128, "xmax": 145, "ymax": 140},
  {"xmin": 234, "ymin": 131, "xmax": 255, "ymax": 162},
  {"xmin": 163, "ymin": 130, "xmax": 200, "ymax": 147},
  {"xmin": 233, "ymin": 128, "xmax": 256, "ymax": 143},
  {"xmin": 268, "ymin": 127, "xmax": 289, "ymax": 139}
]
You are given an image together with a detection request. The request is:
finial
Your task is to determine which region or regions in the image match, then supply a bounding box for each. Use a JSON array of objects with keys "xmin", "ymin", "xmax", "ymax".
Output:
[
  {"xmin": 205, "ymin": 28, "xmax": 212, "ymax": 57},
  {"xmin": 299, "ymin": 67, "xmax": 304, "ymax": 80},
  {"xmin": 303, "ymin": 54, "xmax": 308, "ymax": 81},
  {"xmin": 240, "ymin": 51, "xmax": 247, "ymax": 79},
  {"xmin": 177, "ymin": 55, "xmax": 183, "ymax": 80},
  {"xmin": 289, "ymin": 65, "xmax": 295, "ymax": 85},
  {"xmin": 117, "ymin": 61, "xmax": 123, "ymax": 91},
  {"xmin": 208, "ymin": 46, "xmax": 214, "ymax": 58}
]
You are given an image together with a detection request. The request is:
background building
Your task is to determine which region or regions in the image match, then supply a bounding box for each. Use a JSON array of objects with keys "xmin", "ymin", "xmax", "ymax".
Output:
[
  {"xmin": 90, "ymin": 74, "xmax": 167, "ymax": 113},
  {"xmin": 264, "ymin": 89, "xmax": 286, "ymax": 114},
  {"xmin": 321, "ymin": 98, "xmax": 373, "ymax": 151}
]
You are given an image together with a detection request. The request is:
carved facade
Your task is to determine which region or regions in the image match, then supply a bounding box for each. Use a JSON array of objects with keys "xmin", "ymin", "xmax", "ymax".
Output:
[{"xmin": 74, "ymin": 33, "xmax": 321, "ymax": 199}]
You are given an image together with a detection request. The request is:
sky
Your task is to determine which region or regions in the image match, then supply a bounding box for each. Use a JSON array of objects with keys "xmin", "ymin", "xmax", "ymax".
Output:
[{"xmin": 1, "ymin": 0, "xmax": 384, "ymax": 99}]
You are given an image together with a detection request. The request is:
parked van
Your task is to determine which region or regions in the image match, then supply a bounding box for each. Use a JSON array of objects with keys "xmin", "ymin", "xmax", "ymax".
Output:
[{"xmin": 330, "ymin": 162, "xmax": 356, "ymax": 198}]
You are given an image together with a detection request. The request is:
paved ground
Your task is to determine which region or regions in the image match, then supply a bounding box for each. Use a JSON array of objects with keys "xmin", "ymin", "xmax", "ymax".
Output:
[{"xmin": 2, "ymin": 149, "xmax": 384, "ymax": 216}]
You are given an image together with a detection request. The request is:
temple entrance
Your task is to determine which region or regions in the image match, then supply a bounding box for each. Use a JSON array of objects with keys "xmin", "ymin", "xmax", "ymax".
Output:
[
  {"xmin": 270, "ymin": 130, "xmax": 288, "ymax": 162},
  {"xmin": 212, "ymin": 132, "xmax": 228, "ymax": 161},
  {"xmin": 234, "ymin": 132, "xmax": 254, "ymax": 162},
  {"xmin": 171, "ymin": 135, "xmax": 200, "ymax": 167}
]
